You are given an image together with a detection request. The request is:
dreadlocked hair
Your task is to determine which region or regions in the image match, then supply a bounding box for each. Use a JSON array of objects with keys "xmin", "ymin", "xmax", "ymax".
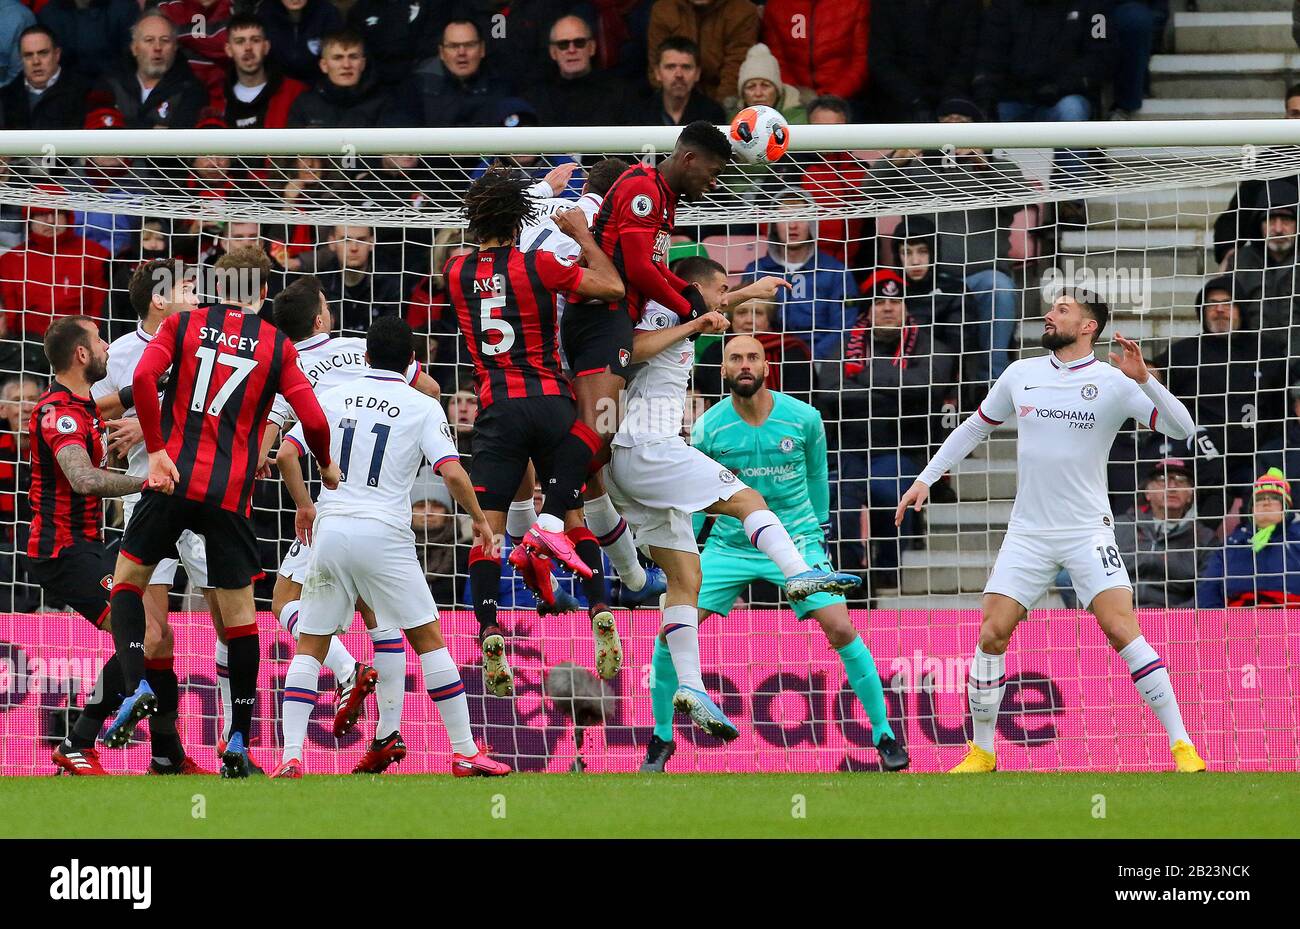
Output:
[{"xmin": 464, "ymin": 167, "xmax": 542, "ymax": 245}]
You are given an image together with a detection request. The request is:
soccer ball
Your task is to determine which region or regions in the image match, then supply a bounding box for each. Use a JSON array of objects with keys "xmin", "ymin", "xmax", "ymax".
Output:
[{"xmin": 729, "ymin": 105, "xmax": 790, "ymax": 164}]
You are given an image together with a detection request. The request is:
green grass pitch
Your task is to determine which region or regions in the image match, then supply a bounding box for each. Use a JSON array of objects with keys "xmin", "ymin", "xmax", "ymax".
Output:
[{"xmin": 3, "ymin": 773, "xmax": 1298, "ymax": 838}]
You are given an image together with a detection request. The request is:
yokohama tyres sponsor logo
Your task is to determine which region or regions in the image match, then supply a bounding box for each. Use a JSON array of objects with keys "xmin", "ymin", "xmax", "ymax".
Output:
[
  {"xmin": 738, "ymin": 463, "xmax": 797, "ymax": 479},
  {"xmin": 1018, "ymin": 406, "xmax": 1097, "ymax": 428}
]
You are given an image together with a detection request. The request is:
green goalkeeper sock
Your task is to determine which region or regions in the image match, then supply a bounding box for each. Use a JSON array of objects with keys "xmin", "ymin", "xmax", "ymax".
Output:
[
  {"xmin": 837, "ymin": 636, "xmax": 894, "ymax": 744},
  {"xmin": 651, "ymin": 637, "xmax": 678, "ymax": 742}
]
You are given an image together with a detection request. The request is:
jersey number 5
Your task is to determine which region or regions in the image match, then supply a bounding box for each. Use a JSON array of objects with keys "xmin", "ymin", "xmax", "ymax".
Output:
[
  {"xmin": 338, "ymin": 418, "xmax": 390, "ymax": 487},
  {"xmin": 480, "ymin": 293, "xmax": 516, "ymax": 356},
  {"xmin": 190, "ymin": 347, "xmax": 258, "ymax": 415}
]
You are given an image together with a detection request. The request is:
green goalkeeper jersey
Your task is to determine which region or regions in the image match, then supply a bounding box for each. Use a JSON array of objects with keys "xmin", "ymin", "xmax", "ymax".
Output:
[{"xmin": 690, "ymin": 390, "xmax": 830, "ymax": 554}]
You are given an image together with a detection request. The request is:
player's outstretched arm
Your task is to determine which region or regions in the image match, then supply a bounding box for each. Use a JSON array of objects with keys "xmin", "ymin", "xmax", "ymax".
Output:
[
  {"xmin": 553, "ymin": 208, "xmax": 626, "ymax": 302},
  {"xmin": 895, "ymin": 406, "xmax": 1005, "ymax": 526},
  {"xmin": 631, "ymin": 310, "xmax": 729, "ymax": 363},
  {"xmin": 55, "ymin": 445, "xmax": 147, "ymax": 498},
  {"xmin": 723, "ymin": 276, "xmax": 792, "ymax": 309},
  {"xmin": 413, "ymin": 370, "xmax": 441, "ymax": 400},
  {"xmin": 1110, "ymin": 332, "xmax": 1196, "ymax": 440},
  {"xmin": 94, "ymin": 391, "xmax": 126, "ymax": 421},
  {"xmin": 256, "ymin": 422, "xmax": 280, "ymax": 480},
  {"xmin": 275, "ymin": 439, "xmax": 320, "ymax": 544},
  {"xmin": 437, "ymin": 459, "xmax": 499, "ymax": 558}
]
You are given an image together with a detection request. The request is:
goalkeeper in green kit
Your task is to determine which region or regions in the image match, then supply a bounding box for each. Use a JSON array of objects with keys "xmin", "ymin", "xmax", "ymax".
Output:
[{"xmin": 641, "ymin": 332, "xmax": 910, "ymax": 772}]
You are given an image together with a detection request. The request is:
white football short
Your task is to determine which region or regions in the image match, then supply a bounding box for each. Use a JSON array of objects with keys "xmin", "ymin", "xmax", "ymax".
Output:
[
  {"xmin": 277, "ymin": 537, "xmax": 311, "ymax": 585},
  {"xmin": 604, "ymin": 437, "xmax": 747, "ymax": 554},
  {"xmin": 297, "ymin": 515, "xmax": 437, "ymax": 637},
  {"xmin": 122, "ymin": 493, "xmax": 210, "ymax": 589},
  {"xmin": 984, "ymin": 528, "xmax": 1132, "ymax": 611}
]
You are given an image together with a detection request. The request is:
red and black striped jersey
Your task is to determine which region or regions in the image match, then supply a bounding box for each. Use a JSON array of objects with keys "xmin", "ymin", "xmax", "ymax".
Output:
[
  {"xmin": 589, "ymin": 162, "xmax": 679, "ymax": 321},
  {"xmin": 27, "ymin": 383, "xmax": 105, "ymax": 559},
  {"xmin": 446, "ymin": 245, "xmax": 584, "ymax": 408},
  {"xmin": 133, "ymin": 303, "xmax": 319, "ymax": 516}
]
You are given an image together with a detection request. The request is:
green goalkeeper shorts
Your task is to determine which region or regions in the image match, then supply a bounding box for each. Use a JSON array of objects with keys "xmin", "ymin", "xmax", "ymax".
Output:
[{"xmin": 698, "ymin": 544, "xmax": 846, "ymax": 620}]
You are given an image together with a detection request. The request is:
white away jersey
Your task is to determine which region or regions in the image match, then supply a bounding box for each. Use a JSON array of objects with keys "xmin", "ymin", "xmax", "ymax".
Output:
[
  {"xmin": 286, "ymin": 370, "xmax": 459, "ymax": 534},
  {"xmin": 91, "ymin": 325, "xmax": 156, "ymax": 479},
  {"xmin": 973, "ymin": 353, "xmax": 1163, "ymax": 533},
  {"xmin": 613, "ymin": 301, "xmax": 693, "ymax": 447},
  {"xmin": 519, "ymin": 191, "xmax": 602, "ymax": 259},
  {"xmin": 269, "ymin": 332, "xmax": 420, "ymax": 429}
]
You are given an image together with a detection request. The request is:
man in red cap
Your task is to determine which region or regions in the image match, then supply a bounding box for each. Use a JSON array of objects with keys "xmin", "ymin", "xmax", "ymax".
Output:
[
  {"xmin": 816, "ymin": 267, "xmax": 957, "ymax": 589},
  {"xmin": 0, "ymin": 185, "xmax": 111, "ymax": 340}
]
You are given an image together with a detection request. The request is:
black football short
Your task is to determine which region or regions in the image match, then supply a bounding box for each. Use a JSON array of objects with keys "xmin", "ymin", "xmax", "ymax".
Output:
[
  {"xmin": 560, "ymin": 303, "xmax": 635, "ymax": 381},
  {"xmin": 121, "ymin": 491, "xmax": 262, "ymax": 590},
  {"xmin": 29, "ymin": 541, "xmax": 115, "ymax": 628},
  {"xmin": 471, "ymin": 395, "xmax": 583, "ymax": 512}
]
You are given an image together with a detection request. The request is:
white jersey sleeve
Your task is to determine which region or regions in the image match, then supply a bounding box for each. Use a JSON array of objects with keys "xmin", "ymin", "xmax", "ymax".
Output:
[
  {"xmin": 92, "ymin": 328, "xmax": 155, "ymax": 479},
  {"xmin": 612, "ymin": 301, "xmax": 695, "ymax": 446},
  {"xmin": 419, "ymin": 401, "xmax": 460, "ymax": 472},
  {"xmin": 1124, "ymin": 375, "xmax": 1196, "ymax": 439},
  {"xmin": 519, "ymin": 192, "xmax": 602, "ymax": 260},
  {"xmin": 975, "ymin": 365, "xmax": 1017, "ymax": 425}
]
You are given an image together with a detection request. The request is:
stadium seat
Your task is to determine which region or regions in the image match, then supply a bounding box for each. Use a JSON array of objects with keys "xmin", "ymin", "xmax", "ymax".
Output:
[{"xmin": 702, "ymin": 236, "xmax": 759, "ymax": 276}]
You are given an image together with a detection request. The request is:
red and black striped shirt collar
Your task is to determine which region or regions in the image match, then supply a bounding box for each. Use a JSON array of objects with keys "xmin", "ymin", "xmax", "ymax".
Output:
[{"xmin": 43, "ymin": 380, "xmax": 95, "ymax": 408}]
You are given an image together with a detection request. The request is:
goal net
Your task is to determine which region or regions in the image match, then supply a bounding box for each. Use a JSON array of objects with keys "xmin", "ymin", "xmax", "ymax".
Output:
[{"xmin": 0, "ymin": 121, "xmax": 1296, "ymax": 775}]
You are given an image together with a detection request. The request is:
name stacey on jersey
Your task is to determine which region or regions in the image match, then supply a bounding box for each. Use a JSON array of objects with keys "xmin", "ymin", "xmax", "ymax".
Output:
[{"xmin": 198, "ymin": 327, "xmax": 259, "ymax": 353}]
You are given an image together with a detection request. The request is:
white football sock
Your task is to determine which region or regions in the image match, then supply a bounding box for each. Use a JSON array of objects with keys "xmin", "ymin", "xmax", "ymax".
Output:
[
  {"xmin": 324, "ymin": 637, "xmax": 357, "ymax": 687},
  {"xmin": 584, "ymin": 493, "xmax": 646, "ymax": 590},
  {"xmin": 214, "ymin": 640, "xmax": 231, "ymax": 742},
  {"xmin": 742, "ymin": 509, "xmax": 811, "ymax": 578},
  {"xmin": 506, "ymin": 498, "xmax": 536, "ymax": 541},
  {"xmin": 535, "ymin": 512, "xmax": 564, "ymax": 534},
  {"xmin": 967, "ymin": 647, "xmax": 1006, "ymax": 753},
  {"xmin": 368, "ymin": 628, "xmax": 407, "ymax": 741},
  {"xmin": 421, "ymin": 648, "xmax": 477, "ymax": 756},
  {"xmin": 661, "ymin": 604, "xmax": 704, "ymax": 692},
  {"xmin": 280, "ymin": 599, "xmax": 356, "ymax": 685},
  {"xmin": 1118, "ymin": 636, "xmax": 1189, "ymax": 746},
  {"xmin": 281, "ymin": 654, "xmax": 321, "ymax": 763},
  {"xmin": 277, "ymin": 600, "xmax": 301, "ymax": 638}
]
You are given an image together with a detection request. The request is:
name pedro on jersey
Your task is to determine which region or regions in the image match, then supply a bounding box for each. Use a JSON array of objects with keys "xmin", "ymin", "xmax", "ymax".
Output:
[
  {"xmin": 199, "ymin": 327, "xmax": 259, "ymax": 353},
  {"xmin": 344, "ymin": 394, "xmax": 401, "ymax": 418}
]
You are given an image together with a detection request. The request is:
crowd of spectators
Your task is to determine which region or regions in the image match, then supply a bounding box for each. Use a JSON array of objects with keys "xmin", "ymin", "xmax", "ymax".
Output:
[{"xmin": 1, "ymin": 0, "xmax": 1298, "ymax": 608}]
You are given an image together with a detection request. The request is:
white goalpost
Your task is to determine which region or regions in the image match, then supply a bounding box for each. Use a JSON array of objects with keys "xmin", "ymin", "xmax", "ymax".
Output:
[{"xmin": 0, "ymin": 119, "xmax": 1296, "ymax": 775}]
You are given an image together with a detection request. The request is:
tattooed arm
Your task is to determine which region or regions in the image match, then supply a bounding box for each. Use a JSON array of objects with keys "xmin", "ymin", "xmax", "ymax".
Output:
[{"xmin": 55, "ymin": 445, "xmax": 145, "ymax": 498}]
